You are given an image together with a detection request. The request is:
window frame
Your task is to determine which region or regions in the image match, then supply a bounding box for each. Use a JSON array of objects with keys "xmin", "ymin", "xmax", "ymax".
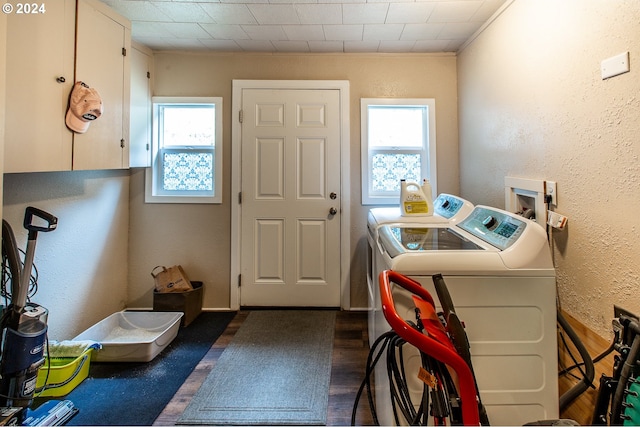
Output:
[
  {"xmin": 360, "ymin": 98, "xmax": 437, "ymax": 205},
  {"xmin": 145, "ymin": 96, "xmax": 223, "ymax": 204}
]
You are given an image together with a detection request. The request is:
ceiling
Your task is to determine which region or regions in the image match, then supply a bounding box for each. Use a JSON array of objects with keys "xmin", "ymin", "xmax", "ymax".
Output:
[{"xmin": 99, "ymin": 0, "xmax": 510, "ymax": 53}]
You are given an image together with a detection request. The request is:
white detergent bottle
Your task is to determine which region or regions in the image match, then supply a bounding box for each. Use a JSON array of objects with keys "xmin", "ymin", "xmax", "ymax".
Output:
[
  {"xmin": 421, "ymin": 178, "xmax": 435, "ymax": 214},
  {"xmin": 400, "ymin": 179, "xmax": 433, "ymax": 217}
]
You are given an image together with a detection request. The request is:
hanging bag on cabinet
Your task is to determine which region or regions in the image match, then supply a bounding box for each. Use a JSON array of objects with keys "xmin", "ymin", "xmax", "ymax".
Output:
[{"xmin": 151, "ymin": 265, "xmax": 193, "ymax": 293}]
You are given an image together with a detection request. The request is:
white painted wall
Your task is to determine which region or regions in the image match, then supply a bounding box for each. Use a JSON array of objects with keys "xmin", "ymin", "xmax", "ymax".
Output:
[
  {"xmin": 2, "ymin": 171, "xmax": 130, "ymax": 340},
  {"xmin": 458, "ymin": 0, "xmax": 640, "ymax": 337}
]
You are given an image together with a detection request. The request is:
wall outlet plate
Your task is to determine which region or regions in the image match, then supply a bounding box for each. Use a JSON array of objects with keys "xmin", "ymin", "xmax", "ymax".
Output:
[
  {"xmin": 601, "ymin": 52, "xmax": 630, "ymax": 79},
  {"xmin": 545, "ymin": 181, "xmax": 557, "ymax": 205}
]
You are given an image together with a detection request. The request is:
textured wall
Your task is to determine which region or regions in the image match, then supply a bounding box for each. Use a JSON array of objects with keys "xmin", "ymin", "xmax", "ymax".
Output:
[
  {"xmin": 128, "ymin": 53, "xmax": 460, "ymax": 310},
  {"xmin": 458, "ymin": 0, "xmax": 640, "ymax": 337}
]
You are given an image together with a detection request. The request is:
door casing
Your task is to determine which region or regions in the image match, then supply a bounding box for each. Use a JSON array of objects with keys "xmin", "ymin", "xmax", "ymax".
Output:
[{"xmin": 231, "ymin": 80, "xmax": 351, "ymax": 310}]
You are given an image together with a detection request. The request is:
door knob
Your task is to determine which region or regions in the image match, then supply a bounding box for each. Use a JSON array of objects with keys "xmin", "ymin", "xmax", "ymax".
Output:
[{"xmin": 329, "ymin": 207, "xmax": 337, "ymax": 215}]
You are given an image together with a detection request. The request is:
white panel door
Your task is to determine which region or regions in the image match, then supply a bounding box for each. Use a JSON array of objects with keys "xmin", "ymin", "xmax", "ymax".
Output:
[{"xmin": 240, "ymin": 89, "xmax": 341, "ymax": 307}]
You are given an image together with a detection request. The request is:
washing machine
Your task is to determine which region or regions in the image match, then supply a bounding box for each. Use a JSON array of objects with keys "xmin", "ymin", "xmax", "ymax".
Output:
[
  {"xmin": 366, "ymin": 194, "xmax": 474, "ymax": 344},
  {"xmin": 372, "ymin": 205, "xmax": 557, "ymax": 426}
]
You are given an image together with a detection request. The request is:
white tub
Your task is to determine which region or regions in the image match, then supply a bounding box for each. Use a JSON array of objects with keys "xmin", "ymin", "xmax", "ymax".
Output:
[{"xmin": 73, "ymin": 311, "xmax": 183, "ymax": 362}]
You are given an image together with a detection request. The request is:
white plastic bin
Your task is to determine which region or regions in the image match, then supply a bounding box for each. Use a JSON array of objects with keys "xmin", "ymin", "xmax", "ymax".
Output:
[{"xmin": 73, "ymin": 311, "xmax": 183, "ymax": 362}]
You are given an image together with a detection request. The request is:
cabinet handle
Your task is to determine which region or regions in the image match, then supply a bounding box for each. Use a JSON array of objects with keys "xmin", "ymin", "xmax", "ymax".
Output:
[{"xmin": 56, "ymin": 76, "xmax": 66, "ymax": 83}]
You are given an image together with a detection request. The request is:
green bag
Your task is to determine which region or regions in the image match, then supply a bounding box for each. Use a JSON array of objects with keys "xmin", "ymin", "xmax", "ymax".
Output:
[{"xmin": 623, "ymin": 377, "xmax": 640, "ymax": 425}]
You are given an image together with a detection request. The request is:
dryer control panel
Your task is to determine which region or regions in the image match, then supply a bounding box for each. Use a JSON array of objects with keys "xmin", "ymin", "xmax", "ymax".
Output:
[{"xmin": 457, "ymin": 206, "xmax": 526, "ymax": 250}]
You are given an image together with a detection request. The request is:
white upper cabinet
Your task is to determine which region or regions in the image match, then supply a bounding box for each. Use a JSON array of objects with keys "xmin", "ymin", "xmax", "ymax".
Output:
[
  {"xmin": 4, "ymin": 0, "xmax": 75, "ymax": 173},
  {"xmin": 73, "ymin": 0, "xmax": 131, "ymax": 170},
  {"xmin": 3, "ymin": 0, "xmax": 131, "ymax": 173},
  {"xmin": 129, "ymin": 43, "xmax": 153, "ymax": 168}
]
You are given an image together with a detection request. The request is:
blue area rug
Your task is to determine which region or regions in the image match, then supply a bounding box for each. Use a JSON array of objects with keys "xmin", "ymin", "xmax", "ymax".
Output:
[
  {"xmin": 33, "ymin": 311, "xmax": 236, "ymax": 426},
  {"xmin": 178, "ymin": 310, "xmax": 336, "ymax": 425}
]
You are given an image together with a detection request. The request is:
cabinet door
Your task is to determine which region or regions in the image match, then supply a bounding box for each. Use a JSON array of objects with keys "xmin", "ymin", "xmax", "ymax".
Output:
[
  {"xmin": 73, "ymin": 0, "xmax": 131, "ymax": 170},
  {"xmin": 4, "ymin": 0, "xmax": 75, "ymax": 173},
  {"xmin": 129, "ymin": 44, "xmax": 153, "ymax": 168}
]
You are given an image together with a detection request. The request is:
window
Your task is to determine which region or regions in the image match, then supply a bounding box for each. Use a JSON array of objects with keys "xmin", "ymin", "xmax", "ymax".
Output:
[
  {"xmin": 146, "ymin": 97, "xmax": 223, "ymax": 204},
  {"xmin": 361, "ymin": 98, "xmax": 436, "ymax": 205}
]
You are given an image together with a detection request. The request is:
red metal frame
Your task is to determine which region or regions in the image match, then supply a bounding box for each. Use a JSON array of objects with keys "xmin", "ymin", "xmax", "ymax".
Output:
[{"xmin": 379, "ymin": 269, "xmax": 481, "ymax": 426}]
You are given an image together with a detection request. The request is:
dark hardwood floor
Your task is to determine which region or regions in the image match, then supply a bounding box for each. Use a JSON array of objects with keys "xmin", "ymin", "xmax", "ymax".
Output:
[
  {"xmin": 152, "ymin": 308, "xmax": 617, "ymax": 426},
  {"xmin": 152, "ymin": 310, "xmax": 375, "ymax": 426},
  {"xmin": 152, "ymin": 308, "xmax": 614, "ymax": 426}
]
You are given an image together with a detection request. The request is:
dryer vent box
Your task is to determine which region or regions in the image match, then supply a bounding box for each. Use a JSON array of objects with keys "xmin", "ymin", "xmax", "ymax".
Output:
[{"xmin": 504, "ymin": 177, "xmax": 547, "ymax": 227}]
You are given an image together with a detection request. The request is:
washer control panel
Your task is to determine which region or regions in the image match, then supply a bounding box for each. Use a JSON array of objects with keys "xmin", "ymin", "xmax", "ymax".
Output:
[
  {"xmin": 434, "ymin": 194, "xmax": 472, "ymax": 219},
  {"xmin": 457, "ymin": 206, "xmax": 527, "ymax": 250}
]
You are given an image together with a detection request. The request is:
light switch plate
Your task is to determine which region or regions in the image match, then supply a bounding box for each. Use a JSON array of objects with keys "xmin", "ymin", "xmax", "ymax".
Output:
[{"xmin": 601, "ymin": 52, "xmax": 630, "ymax": 79}]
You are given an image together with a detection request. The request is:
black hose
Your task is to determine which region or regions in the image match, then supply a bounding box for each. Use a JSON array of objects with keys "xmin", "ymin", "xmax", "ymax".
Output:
[
  {"xmin": 352, "ymin": 329, "xmax": 439, "ymax": 426},
  {"xmin": 2, "ymin": 220, "xmax": 22, "ymax": 301},
  {"xmin": 559, "ymin": 330, "xmax": 618, "ymax": 378},
  {"xmin": 558, "ymin": 311, "xmax": 596, "ymax": 411},
  {"xmin": 593, "ymin": 335, "xmax": 617, "ymax": 364},
  {"xmin": 352, "ymin": 330, "xmax": 394, "ymax": 426}
]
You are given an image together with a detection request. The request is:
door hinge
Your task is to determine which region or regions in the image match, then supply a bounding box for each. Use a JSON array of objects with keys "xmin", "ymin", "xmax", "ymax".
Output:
[
  {"xmin": 120, "ymin": 139, "xmax": 125, "ymax": 148},
  {"xmin": 239, "ymin": 110, "xmax": 243, "ymax": 123},
  {"xmin": 238, "ymin": 192, "xmax": 242, "ymax": 204},
  {"xmin": 146, "ymin": 143, "xmax": 150, "ymax": 151},
  {"xmin": 238, "ymin": 274, "xmax": 242, "ymax": 287},
  {"xmin": 122, "ymin": 47, "xmax": 127, "ymax": 56},
  {"xmin": 146, "ymin": 71, "xmax": 151, "ymax": 79}
]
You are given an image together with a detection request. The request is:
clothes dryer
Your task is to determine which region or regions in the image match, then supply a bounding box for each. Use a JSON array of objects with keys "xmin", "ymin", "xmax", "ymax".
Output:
[{"xmin": 372, "ymin": 205, "xmax": 557, "ymax": 426}]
